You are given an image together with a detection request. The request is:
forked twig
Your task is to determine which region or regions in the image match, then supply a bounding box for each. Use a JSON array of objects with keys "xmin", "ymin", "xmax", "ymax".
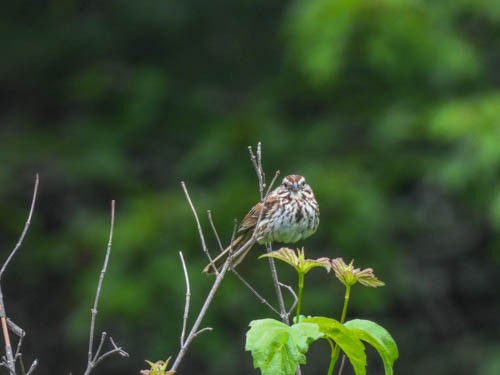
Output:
[
  {"xmin": 248, "ymin": 144, "xmax": 266, "ymax": 200},
  {"xmin": 171, "ymin": 144, "xmax": 300, "ymax": 374},
  {"xmin": 0, "ymin": 174, "xmax": 39, "ymax": 374},
  {"xmin": 279, "ymin": 282, "xmax": 299, "ymax": 316},
  {"xmin": 83, "ymin": 200, "xmax": 128, "ymax": 375},
  {"xmin": 171, "ymin": 253, "xmax": 230, "ymax": 372}
]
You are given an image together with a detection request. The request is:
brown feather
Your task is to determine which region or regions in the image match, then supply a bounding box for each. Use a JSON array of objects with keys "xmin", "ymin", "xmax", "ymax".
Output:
[{"xmin": 202, "ymin": 174, "xmax": 319, "ymax": 274}]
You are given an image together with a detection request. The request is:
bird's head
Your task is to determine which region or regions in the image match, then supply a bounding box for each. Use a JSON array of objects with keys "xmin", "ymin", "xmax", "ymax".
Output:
[{"xmin": 282, "ymin": 175, "xmax": 306, "ymax": 192}]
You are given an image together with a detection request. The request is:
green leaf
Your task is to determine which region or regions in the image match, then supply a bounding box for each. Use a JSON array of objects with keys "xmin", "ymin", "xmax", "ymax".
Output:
[
  {"xmin": 304, "ymin": 317, "xmax": 366, "ymax": 375},
  {"xmin": 344, "ymin": 319, "xmax": 399, "ymax": 375},
  {"xmin": 259, "ymin": 247, "xmax": 331, "ymax": 274},
  {"xmin": 245, "ymin": 318, "xmax": 323, "ymax": 375}
]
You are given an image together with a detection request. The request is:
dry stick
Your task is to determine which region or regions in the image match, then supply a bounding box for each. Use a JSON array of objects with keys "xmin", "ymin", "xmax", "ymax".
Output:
[
  {"xmin": 178, "ymin": 252, "xmax": 190, "ymax": 348},
  {"xmin": 279, "ymin": 282, "xmax": 299, "ymax": 316},
  {"xmin": 248, "ymin": 143, "xmax": 266, "ymax": 199},
  {"xmin": 83, "ymin": 200, "xmax": 128, "ymax": 375},
  {"xmin": 24, "ymin": 360, "xmax": 37, "ymax": 375},
  {"xmin": 232, "ymin": 270, "xmax": 280, "ymax": 315},
  {"xmin": 207, "ymin": 211, "xmax": 240, "ymax": 266},
  {"xmin": 206, "ymin": 211, "xmax": 224, "ymax": 253},
  {"xmin": 172, "ymin": 186, "xmax": 252, "ymax": 372},
  {"xmin": 0, "ymin": 174, "xmax": 39, "ymax": 375},
  {"xmin": 180, "ymin": 182, "xmax": 217, "ymax": 274},
  {"xmin": 170, "ymin": 257, "xmax": 232, "ymax": 372}
]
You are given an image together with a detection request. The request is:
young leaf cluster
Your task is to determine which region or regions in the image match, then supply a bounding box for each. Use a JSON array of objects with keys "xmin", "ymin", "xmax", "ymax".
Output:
[{"xmin": 246, "ymin": 248, "xmax": 398, "ymax": 375}]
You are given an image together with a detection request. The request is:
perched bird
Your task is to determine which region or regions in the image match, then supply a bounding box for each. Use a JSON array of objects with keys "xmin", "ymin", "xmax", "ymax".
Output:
[{"xmin": 203, "ymin": 174, "xmax": 319, "ymax": 274}]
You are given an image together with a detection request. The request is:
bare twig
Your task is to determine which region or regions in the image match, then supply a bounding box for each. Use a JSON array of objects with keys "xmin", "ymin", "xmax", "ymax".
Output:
[
  {"xmin": 169, "ymin": 185, "xmax": 228, "ymax": 372},
  {"xmin": 171, "ymin": 186, "xmax": 246, "ymax": 372},
  {"xmin": 171, "ymin": 144, "xmax": 300, "ymax": 373},
  {"xmin": 207, "ymin": 212, "xmax": 280, "ymax": 315},
  {"xmin": 181, "ymin": 182, "xmax": 216, "ymax": 274},
  {"xmin": 171, "ymin": 257, "xmax": 230, "ymax": 372},
  {"xmin": 90, "ymin": 337, "xmax": 128, "ymax": 368},
  {"xmin": 265, "ymin": 170, "xmax": 281, "ymax": 198},
  {"xmin": 265, "ymin": 243, "xmax": 289, "ymax": 323},
  {"xmin": 279, "ymin": 282, "xmax": 299, "ymax": 316},
  {"xmin": 0, "ymin": 174, "xmax": 39, "ymax": 375},
  {"xmin": 24, "ymin": 360, "xmax": 37, "ymax": 375},
  {"xmin": 83, "ymin": 200, "xmax": 129, "ymax": 375},
  {"xmin": 248, "ymin": 143, "xmax": 266, "ymax": 200},
  {"xmin": 178, "ymin": 252, "xmax": 190, "ymax": 347},
  {"xmin": 8, "ymin": 320, "xmax": 25, "ymax": 362},
  {"xmin": 232, "ymin": 270, "xmax": 280, "ymax": 315},
  {"xmin": 0, "ymin": 174, "xmax": 39, "ymax": 279},
  {"xmin": 207, "ymin": 210, "xmax": 224, "ymax": 253}
]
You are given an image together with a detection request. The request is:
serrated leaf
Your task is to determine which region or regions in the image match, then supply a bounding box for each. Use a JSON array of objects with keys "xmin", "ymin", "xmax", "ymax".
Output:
[
  {"xmin": 260, "ymin": 247, "xmax": 331, "ymax": 274},
  {"xmin": 245, "ymin": 318, "xmax": 323, "ymax": 375},
  {"xmin": 344, "ymin": 319, "xmax": 399, "ymax": 375},
  {"xmin": 304, "ymin": 317, "xmax": 366, "ymax": 375}
]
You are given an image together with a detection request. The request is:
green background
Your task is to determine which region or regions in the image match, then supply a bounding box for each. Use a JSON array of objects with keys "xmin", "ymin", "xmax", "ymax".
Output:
[{"xmin": 1, "ymin": 0, "xmax": 499, "ymax": 374}]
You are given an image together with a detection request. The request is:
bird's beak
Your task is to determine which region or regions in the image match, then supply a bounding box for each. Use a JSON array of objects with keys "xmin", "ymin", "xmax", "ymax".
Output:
[{"xmin": 292, "ymin": 182, "xmax": 299, "ymax": 191}]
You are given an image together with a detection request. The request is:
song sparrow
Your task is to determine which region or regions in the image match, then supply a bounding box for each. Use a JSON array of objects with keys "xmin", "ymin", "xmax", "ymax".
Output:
[{"xmin": 203, "ymin": 174, "xmax": 319, "ymax": 274}]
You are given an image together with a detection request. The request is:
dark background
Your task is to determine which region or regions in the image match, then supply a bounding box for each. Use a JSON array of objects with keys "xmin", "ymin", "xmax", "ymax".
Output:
[{"xmin": 1, "ymin": 0, "xmax": 499, "ymax": 374}]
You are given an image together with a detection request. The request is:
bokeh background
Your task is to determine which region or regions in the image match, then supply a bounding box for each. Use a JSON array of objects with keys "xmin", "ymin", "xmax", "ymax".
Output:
[{"xmin": 1, "ymin": 0, "xmax": 500, "ymax": 374}]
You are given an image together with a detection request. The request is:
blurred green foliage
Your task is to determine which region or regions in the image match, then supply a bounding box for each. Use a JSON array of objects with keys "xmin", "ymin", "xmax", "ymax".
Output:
[{"xmin": 1, "ymin": 0, "xmax": 499, "ymax": 374}]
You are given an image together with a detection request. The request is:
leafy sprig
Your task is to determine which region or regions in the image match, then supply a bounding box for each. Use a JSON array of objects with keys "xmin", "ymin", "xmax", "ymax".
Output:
[{"xmin": 246, "ymin": 248, "xmax": 398, "ymax": 375}]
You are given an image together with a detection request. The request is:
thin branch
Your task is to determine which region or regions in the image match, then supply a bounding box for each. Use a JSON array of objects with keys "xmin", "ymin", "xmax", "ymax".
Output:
[
  {"xmin": 87, "ymin": 201, "xmax": 115, "ymax": 365},
  {"xmin": 16, "ymin": 354, "xmax": 24, "ymax": 375},
  {"xmin": 207, "ymin": 211, "xmax": 224, "ymax": 252},
  {"xmin": 265, "ymin": 243, "xmax": 289, "ymax": 323},
  {"xmin": 181, "ymin": 182, "xmax": 216, "ymax": 273},
  {"xmin": 91, "ymin": 332, "xmax": 107, "ymax": 363},
  {"xmin": 265, "ymin": 170, "xmax": 281, "ymax": 198},
  {"xmin": 83, "ymin": 200, "xmax": 128, "ymax": 375},
  {"xmin": 248, "ymin": 143, "xmax": 265, "ymax": 200},
  {"xmin": 9, "ymin": 320, "xmax": 26, "ymax": 360},
  {"xmin": 178, "ymin": 252, "xmax": 190, "ymax": 347},
  {"xmin": 232, "ymin": 270, "xmax": 280, "ymax": 316},
  {"xmin": 0, "ymin": 174, "xmax": 39, "ymax": 375},
  {"xmin": 91, "ymin": 337, "xmax": 128, "ymax": 368},
  {"xmin": 24, "ymin": 360, "xmax": 37, "ymax": 375},
  {"xmin": 279, "ymin": 282, "xmax": 299, "ymax": 316},
  {"xmin": 171, "ymin": 257, "xmax": 231, "ymax": 372},
  {"xmin": 170, "ymin": 184, "xmax": 240, "ymax": 372},
  {"xmin": 0, "ymin": 174, "xmax": 39, "ymax": 279},
  {"xmin": 192, "ymin": 327, "xmax": 212, "ymax": 338}
]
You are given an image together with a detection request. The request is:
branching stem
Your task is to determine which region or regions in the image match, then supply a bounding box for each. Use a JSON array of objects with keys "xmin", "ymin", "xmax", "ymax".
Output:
[{"xmin": 83, "ymin": 200, "xmax": 129, "ymax": 375}]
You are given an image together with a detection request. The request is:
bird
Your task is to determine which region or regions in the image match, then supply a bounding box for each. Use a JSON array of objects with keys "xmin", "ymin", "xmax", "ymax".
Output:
[{"xmin": 203, "ymin": 174, "xmax": 319, "ymax": 274}]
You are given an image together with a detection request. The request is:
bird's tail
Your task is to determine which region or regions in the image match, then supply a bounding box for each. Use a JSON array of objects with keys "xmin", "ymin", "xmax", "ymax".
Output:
[{"xmin": 203, "ymin": 233, "xmax": 255, "ymax": 274}]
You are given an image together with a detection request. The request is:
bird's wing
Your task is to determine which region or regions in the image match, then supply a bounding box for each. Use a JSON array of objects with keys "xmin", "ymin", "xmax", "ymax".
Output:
[
  {"xmin": 237, "ymin": 193, "xmax": 281, "ymax": 234},
  {"xmin": 237, "ymin": 202, "xmax": 262, "ymax": 234}
]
